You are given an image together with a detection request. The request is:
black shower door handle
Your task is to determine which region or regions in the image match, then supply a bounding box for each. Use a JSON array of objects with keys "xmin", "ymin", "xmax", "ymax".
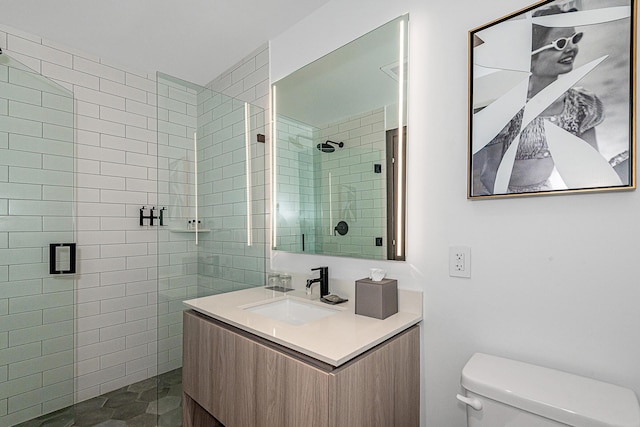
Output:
[{"xmin": 49, "ymin": 243, "xmax": 77, "ymax": 274}]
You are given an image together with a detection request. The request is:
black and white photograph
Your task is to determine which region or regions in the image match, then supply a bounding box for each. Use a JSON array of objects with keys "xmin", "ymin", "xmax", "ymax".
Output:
[{"xmin": 469, "ymin": 0, "xmax": 636, "ymax": 198}]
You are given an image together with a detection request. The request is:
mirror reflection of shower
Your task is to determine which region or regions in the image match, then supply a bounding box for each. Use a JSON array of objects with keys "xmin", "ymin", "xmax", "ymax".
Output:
[{"xmin": 316, "ymin": 140, "xmax": 344, "ymax": 153}]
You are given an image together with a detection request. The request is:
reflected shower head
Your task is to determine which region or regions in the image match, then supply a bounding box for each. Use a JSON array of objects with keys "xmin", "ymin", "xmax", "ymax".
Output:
[
  {"xmin": 316, "ymin": 143, "xmax": 335, "ymax": 153},
  {"xmin": 316, "ymin": 140, "xmax": 344, "ymax": 153}
]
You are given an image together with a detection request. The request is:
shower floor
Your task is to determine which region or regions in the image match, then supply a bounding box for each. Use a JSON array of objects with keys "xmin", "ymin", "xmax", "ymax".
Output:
[{"xmin": 15, "ymin": 368, "xmax": 183, "ymax": 427}]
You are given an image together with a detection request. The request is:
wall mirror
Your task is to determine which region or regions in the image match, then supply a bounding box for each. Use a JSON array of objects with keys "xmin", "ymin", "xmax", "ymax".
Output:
[{"xmin": 272, "ymin": 14, "xmax": 408, "ymax": 260}]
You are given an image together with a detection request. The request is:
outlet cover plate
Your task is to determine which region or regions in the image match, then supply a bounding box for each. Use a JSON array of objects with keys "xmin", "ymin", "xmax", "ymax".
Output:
[{"xmin": 449, "ymin": 246, "xmax": 471, "ymax": 278}]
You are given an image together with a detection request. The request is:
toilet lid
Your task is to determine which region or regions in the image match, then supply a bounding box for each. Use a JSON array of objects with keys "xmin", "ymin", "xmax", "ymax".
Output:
[{"xmin": 461, "ymin": 353, "xmax": 640, "ymax": 427}]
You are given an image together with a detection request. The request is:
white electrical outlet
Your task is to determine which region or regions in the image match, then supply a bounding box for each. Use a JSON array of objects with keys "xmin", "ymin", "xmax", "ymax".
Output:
[{"xmin": 449, "ymin": 246, "xmax": 471, "ymax": 278}]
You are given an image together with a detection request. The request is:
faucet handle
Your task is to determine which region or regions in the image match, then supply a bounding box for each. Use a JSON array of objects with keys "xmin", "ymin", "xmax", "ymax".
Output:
[{"xmin": 311, "ymin": 266, "xmax": 328, "ymax": 272}]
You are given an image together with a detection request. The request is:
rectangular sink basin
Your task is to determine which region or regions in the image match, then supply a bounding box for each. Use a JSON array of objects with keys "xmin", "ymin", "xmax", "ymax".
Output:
[{"xmin": 244, "ymin": 298, "xmax": 338, "ymax": 326}]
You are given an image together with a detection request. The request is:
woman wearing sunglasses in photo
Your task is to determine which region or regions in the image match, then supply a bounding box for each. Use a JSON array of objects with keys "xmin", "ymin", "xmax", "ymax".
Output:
[{"xmin": 476, "ymin": 5, "xmax": 605, "ymax": 194}]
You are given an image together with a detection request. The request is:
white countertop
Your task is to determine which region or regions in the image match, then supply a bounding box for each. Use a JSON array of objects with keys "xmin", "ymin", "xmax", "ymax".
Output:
[{"xmin": 183, "ymin": 287, "xmax": 423, "ymax": 366}]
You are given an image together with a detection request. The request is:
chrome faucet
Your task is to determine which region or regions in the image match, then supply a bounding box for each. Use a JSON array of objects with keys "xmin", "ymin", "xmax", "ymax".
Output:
[{"xmin": 306, "ymin": 266, "xmax": 329, "ymax": 297}]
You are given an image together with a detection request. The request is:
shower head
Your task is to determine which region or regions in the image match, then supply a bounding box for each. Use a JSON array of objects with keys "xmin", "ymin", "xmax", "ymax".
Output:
[
  {"xmin": 316, "ymin": 140, "xmax": 344, "ymax": 153},
  {"xmin": 0, "ymin": 48, "xmax": 3, "ymax": 55},
  {"xmin": 316, "ymin": 143, "xmax": 335, "ymax": 153}
]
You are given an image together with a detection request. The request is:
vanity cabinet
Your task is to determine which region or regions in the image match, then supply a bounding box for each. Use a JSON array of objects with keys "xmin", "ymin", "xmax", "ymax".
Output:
[{"xmin": 182, "ymin": 310, "xmax": 420, "ymax": 427}]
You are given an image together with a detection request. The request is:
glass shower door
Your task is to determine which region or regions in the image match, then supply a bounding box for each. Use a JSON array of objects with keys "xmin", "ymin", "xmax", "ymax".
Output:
[
  {"xmin": 155, "ymin": 73, "xmax": 267, "ymax": 423},
  {"xmin": 0, "ymin": 52, "xmax": 75, "ymax": 426}
]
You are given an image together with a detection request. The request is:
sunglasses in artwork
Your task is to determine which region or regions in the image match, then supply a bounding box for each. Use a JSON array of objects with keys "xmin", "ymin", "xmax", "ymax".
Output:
[{"xmin": 531, "ymin": 32, "xmax": 583, "ymax": 55}]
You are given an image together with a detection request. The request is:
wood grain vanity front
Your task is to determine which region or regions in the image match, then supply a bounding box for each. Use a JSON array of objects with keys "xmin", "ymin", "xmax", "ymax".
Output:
[{"xmin": 183, "ymin": 310, "xmax": 419, "ymax": 427}]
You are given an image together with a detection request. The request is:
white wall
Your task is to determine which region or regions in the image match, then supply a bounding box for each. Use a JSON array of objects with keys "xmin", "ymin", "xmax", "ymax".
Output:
[{"xmin": 271, "ymin": 1, "xmax": 640, "ymax": 426}]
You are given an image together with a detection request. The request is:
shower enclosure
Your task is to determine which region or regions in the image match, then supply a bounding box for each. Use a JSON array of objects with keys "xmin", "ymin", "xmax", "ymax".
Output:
[
  {"xmin": 155, "ymin": 72, "xmax": 267, "ymax": 400},
  {"xmin": 274, "ymin": 109, "xmax": 388, "ymax": 259},
  {"xmin": 0, "ymin": 52, "xmax": 267, "ymax": 426},
  {"xmin": 0, "ymin": 52, "xmax": 76, "ymax": 426}
]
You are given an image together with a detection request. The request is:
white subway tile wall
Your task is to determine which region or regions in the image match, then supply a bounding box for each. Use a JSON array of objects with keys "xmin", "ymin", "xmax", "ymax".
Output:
[
  {"xmin": 208, "ymin": 44, "xmax": 271, "ymax": 262},
  {"xmin": 195, "ymin": 90, "xmax": 267, "ymax": 294},
  {"xmin": 0, "ymin": 24, "xmax": 159, "ymax": 425},
  {"xmin": 207, "ymin": 43, "xmax": 269, "ymax": 110},
  {"xmin": 274, "ymin": 108, "xmax": 387, "ymax": 259},
  {"xmin": 156, "ymin": 75, "xmax": 199, "ymax": 375},
  {"xmin": 0, "ymin": 24, "xmax": 270, "ymax": 427},
  {"xmin": 316, "ymin": 108, "xmax": 387, "ymax": 259},
  {"xmin": 0, "ymin": 31, "xmax": 76, "ymax": 426},
  {"xmin": 274, "ymin": 116, "xmax": 317, "ymax": 252},
  {"xmin": 156, "ymin": 67, "xmax": 267, "ymax": 375}
]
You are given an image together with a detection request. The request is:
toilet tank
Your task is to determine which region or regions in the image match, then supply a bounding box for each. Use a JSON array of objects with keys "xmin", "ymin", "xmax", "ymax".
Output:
[{"xmin": 459, "ymin": 353, "xmax": 640, "ymax": 427}]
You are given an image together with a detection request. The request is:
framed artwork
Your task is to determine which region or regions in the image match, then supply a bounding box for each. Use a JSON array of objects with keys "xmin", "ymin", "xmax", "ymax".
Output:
[{"xmin": 468, "ymin": 0, "xmax": 636, "ymax": 198}]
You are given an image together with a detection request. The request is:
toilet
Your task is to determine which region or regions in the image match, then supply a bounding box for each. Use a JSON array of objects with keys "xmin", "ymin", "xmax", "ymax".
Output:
[{"xmin": 458, "ymin": 353, "xmax": 640, "ymax": 427}]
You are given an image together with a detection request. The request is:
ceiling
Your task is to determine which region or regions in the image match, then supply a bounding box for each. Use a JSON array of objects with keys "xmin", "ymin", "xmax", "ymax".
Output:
[
  {"xmin": 0, "ymin": 0, "xmax": 332, "ymax": 85},
  {"xmin": 275, "ymin": 15, "xmax": 404, "ymax": 127}
]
